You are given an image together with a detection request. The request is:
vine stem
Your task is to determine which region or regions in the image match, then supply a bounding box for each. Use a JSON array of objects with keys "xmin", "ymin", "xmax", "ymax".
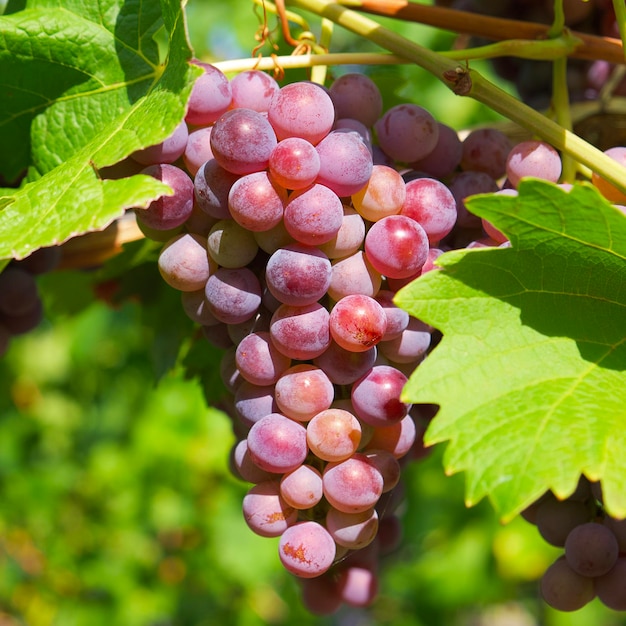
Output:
[
  {"xmin": 346, "ymin": 0, "xmax": 625, "ymax": 64},
  {"xmin": 287, "ymin": 0, "xmax": 626, "ymax": 196}
]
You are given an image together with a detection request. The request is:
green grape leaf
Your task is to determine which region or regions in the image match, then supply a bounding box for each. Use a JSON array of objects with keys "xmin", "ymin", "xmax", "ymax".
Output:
[
  {"xmin": 0, "ymin": 0, "xmax": 202, "ymax": 260},
  {"xmin": 396, "ymin": 179, "xmax": 626, "ymax": 522}
]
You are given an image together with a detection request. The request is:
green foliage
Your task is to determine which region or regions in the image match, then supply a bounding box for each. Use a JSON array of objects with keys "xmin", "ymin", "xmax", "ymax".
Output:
[
  {"xmin": 0, "ymin": 0, "xmax": 202, "ymax": 260},
  {"xmin": 397, "ymin": 180, "xmax": 626, "ymax": 522}
]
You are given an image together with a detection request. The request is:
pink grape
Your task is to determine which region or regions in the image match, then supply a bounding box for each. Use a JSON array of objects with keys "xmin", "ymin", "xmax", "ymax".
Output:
[
  {"xmin": 235, "ymin": 331, "xmax": 292, "ymax": 386},
  {"xmin": 269, "ymin": 302, "xmax": 331, "ymax": 360},
  {"xmin": 351, "ymin": 365, "xmax": 411, "ymax": 427},
  {"xmin": 401, "ymin": 177, "xmax": 457, "ymax": 244},
  {"xmin": 242, "ymin": 480, "xmax": 298, "ymax": 537},
  {"xmin": 132, "ymin": 120, "xmax": 188, "ymax": 165},
  {"xmin": 183, "ymin": 126, "xmax": 214, "ymax": 176},
  {"xmin": 328, "ymin": 72, "xmax": 383, "ymax": 127},
  {"xmin": 329, "ymin": 294, "xmax": 387, "ymax": 353},
  {"xmin": 314, "ymin": 131, "xmax": 373, "ymax": 197},
  {"xmin": 210, "ymin": 108, "xmax": 277, "ymax": 175},
  {"xmin": 204, "ymin": 267, "xmax": 262, "ymax": 324},
  {"xmin": 274, "ymin": 364, "xmax": 334, "ymax": 421},
  {"xmin": 326, "ymin": 507, "xmax": 379, "ymax": 549},
  {"xmin": 231, "ymin": 439, "xmax": 274, "ymax": 483},
  {"xmin": 265, "ymin": 244, "xmax": 331, "ymax": 306},
  {"xmin": 306, "ymin": 408, "xmax": 362, "ymax": 462},
  {"xmin": 158, "ymin": 233, "xmax": 215, "ymax": 291},
  {"xmin": 374, "ymin": 103, "xmax": 438, "ymax": 163},
  {"xmin": 337, "ymin": 565, "xmax": 379, "ymax": 607},
  {"xmin": 268, "ymin": 137, "xmax": 321, "ymax": 190},
  {"xmin": 378, "ymin": 316, "xmax": 432, "ymax": 364},
  {"xmin": 318, "ymin": 206, "xmax": 366, "ymax": 259},
  {"xmin": 194, "ymin": 159, "xmax": 239, "ymax": 220},
  {"xmin": 505, "ymin": 140, "xmax": 562, "ymax": 188},
  {"xmin": 283, "ymin": 183, "xmax": 344, "ymax": 245},
  {"xmin": 228, "ymin": 171, "xmax": 287, "ymax": 232},
  {"xmin": 229, "ymin": 69, "xmax": 279, "ymax": 112},
  {"xmin": 328, "ymin": 250, "xmax": 382, "ymax": 302},
  {"xmin": 374, "ymin": 290, "xmax": 410, "ymax": 340},
  {"xmin": 278, "ymin": 521, "xmax": 336, "ymax": 578},
  {"xmin": 247, "ymin": 413, "xmax": 308, "ymax": 473},
  {"xmin": 352, "ymin": 164, "xmax": 406, "ymax": 222},
  {"xmin": 268, "ymin": 82, "xmax": 335, "ymax": 145},
  {"xmin": 367, "ymin": 414, "xmax": 417, "ymax": 458},
  {"xmin": 280, "ymin": 464, "xmax": 323, "ymax": 509},
  {"xmin": 185, "ymin": 62, "xmax": 232, "ymax": 126},
  {"xmin": 233, "ymin": 381, "xmax": 278, "ymax": 429},
  {"xmin": 323, "ymin": 453, "xmax": 384, "ymax": 513},
  {"xmin": 364, "ymin": 214, "xmax": 429, "ymax": 279}
]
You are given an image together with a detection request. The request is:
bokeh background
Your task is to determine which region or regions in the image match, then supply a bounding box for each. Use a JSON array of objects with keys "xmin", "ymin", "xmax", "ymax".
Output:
[{"xmin": 0, "ymin": 0, "xmax": 625, "ymax": 625}]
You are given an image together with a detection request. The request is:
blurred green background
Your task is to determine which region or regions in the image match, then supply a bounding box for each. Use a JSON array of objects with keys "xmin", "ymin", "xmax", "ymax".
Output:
[{"xmin": 1, "ymin": 0, "xmax": 625, "ymax": 625}]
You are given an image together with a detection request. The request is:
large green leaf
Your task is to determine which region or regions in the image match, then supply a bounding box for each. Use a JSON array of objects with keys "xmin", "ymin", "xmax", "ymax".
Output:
[
  {"xmin": 396, "ymin": 180, "xmax": 626, "ymax": 522},
  {"xmin": 0, "ymin": 0, "xmax": 202, "ymax": 260}
]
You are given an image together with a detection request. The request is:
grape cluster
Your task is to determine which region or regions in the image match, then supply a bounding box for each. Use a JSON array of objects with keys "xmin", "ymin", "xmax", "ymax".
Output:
[
  {"xmin": 0, "ymin": 247, "xmax": 61, "ymax": 358},
  {"xmin": 522, "ymin": 477, "xmax": 626, "ymax": 612},
  {"xmin": 123, "ymin": 61, "xmax": 607, "ymax": 614}
]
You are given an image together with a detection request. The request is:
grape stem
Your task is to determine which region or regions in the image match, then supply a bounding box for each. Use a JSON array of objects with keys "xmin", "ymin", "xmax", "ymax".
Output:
[
  {"xmin": 287, "ymin": 0, "xmax": 626, "ymax": 195},
  {"xmin": 342, "ymin": 0, "xmax": 625, "ymax": 64}
]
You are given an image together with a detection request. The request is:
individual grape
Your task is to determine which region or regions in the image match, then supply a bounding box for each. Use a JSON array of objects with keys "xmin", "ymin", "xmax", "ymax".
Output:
[
  {"xmin": 374, "ymin": 103, "xmax": 439, "ymax": 163},
  {"xmin": 274, "ymin": 364, "xmax": 334, "ymax": 421},
  {"xmin": 591, "ymin": 146, "xmax": 626, "ymax": 203},
  {"xmin": 229, "ymin": 69, "xmax": 280, "ymax": 112},
  {"xmin": 313, "ymin": 341, "xmax": 377, "ymax": 386},
  {"xmin": 362, "ymin": 449, "xmax": 401, "ymax": 492},
  {"xmin": 180, "ymin": 289, "xmax": 218, "ymax": 325},
  {"xmin": 278, "ymin": 521, "xmax": 336, "ymax": 578},
  {"xmin": 194, "ymin": 159, "xmax": 239, "ymax": 220},
  {"xmin": 594, "ymin": 556, "xmax": 626, "ymax": 611},
  {"xmin": 323, "ymin": 453, "xmax": 384, "ymax": 514},
  {"xmin": 326, "ymin": 507, "xmax": 379, "ymax": 550},
  {"xmin": 268, "ymin": 137, "xmax": 321, "ymax": 190},
  {"xmin": 328, "ymin": 250, "xmax": 382, "ymax": 301},
  {"xmin": 378, "ymin": 316, "xmax": 432, "ymax": 364},
  {"xmin": 131, "ymin": 120, "xmax": 188, "ymax": 165},
  {"xmin": 306, "ymin": 408, "xmax": 362, "ymax": 462},
  {"xmin": 206, "ymin": 219, "xmax": 259, "ymax": 268},
  {"xmin": 534, "ymin": 496, "xmax": 592, "ymax": 547},
  {"xmin": 253, "ymin": 220, "xmax": 294, "ymax": 255},
  {"xmin": 268, "ymin": 82, "xmax": 335, "ymax": 145},
  {"xmin": 283, "ymin": 183, "xmax": 344, "ymax": 246},
  {"xmin": 314, "ymin": 131, "xmax": 373, "ymax": 197},
  {"xmin": 364, "ymin": 214, "xmax": 429, "ymax": 279},
  {"xmin": 351, "ymin": 365, "xmax": 410, "ymax": 427},
  {"xmin": 210, "ymin": 108, "xmax": 277, "ymax": 175},
  {"xmin": 602, "ymin": 515, "xmax": 626, "ymax": 551},
  {"xmin": 247, "ymin": 413, "xmax": 308, "ymax": 473},
  {"xmin": 227, "ymin": 170, "xmax": 287, "ymax": 232},
  {"xmin": 242, "ymin": 480, "xmax": 298, "ymax": 537},
  {"xmin": 540, "ymin": 555, "xmax": 595, "ymax": 612},
  {"xmin": 408, "ymin": 122, "xmax": 463, "ymax": 179},
  {"xmin": 183, "ymin": 126, "xmax": 214, "ymax": 177},
  {"xmin": 158, "ymin": 233, "xmax": 215, "ymax": 291},
  {"xmin": 318, "ymin": 206, "xmax": 366, "ymax": 260},
  {"xmin": 233, "ymin": 381, "xmax": 278, "ymax": 429},
  {"xmin": 352, "ymin": 165, "xmax": 406, "ymax": 222},
  {"xmin": 231, "ymin": 439, "xmax": 275, "ymax": 483},
  {"xmin": 401, "ymin": 177, "xmax": 457, "ymax": 244},
  {"xmin": 367, "ymin": 414, "xmax": 417, "ymax": 459},
  {"xmin": 280, "ymin": 464, "xmax": 324, "ymax": 510},
  {"xmin": 328, "ymin": 73, "xmax": 383, "ymax": 127},
  {"xmin": 460, "ymin": 127, "xmax": 513, "ymax": 179},
  {"xmin": 329, "ymin": 294, "xmax": 387, "ymax": 353},
  {"xmin": 185, "ymin": 61, "xmax": 232, "ymax": 125},
  {"xmin": 337, "ymin": 565, "xmax": 379, "ymax": 607},
  {"xmin": 204, "ymin": 267, "xmax": 262, "ymax": 324},
  {"xmin": 265, "ymin": 244, "xmax": 331, "ymax": 306},
  {"xmin": 505, "ymin": 140, "xmax": 562, "ymax": 188},
  {"xmin": 564, "ymin": 522, "xmax": 619, "ymax": 577},
  {"xmin": 448, "ymin": 170, "xmax": 499, "ymax": 229},
  {"xmin": 269, "ymin": 302, "xmax": 331, "ymax": 360},
  {"xmin": 374, "ymin": 290, "xmax": 409, "ymax": 341},
  {"xmin": 0, "ymin": 267, "xmax": 39, "ymax": 316},
  {"xmin": 235, "ymin": 331, "xmax": 291, "ymax": 387},
  {"xmin": 300, "ymin": 573, "xmax": 343, "ymax": 615}
]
